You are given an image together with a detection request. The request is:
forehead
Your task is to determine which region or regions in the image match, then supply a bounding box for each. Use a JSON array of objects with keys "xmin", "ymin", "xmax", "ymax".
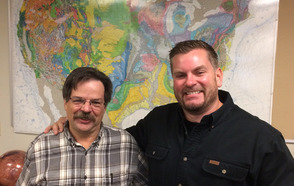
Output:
[
  {"xmin": 171, "ymin": 49, "xmax": 212, "ymax": 69},
  {"xmin": 71, "ymin": 80, "xmax": 105, "ymax": 96}
]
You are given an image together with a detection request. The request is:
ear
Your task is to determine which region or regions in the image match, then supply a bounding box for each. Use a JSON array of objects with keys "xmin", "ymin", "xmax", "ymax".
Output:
[{"xmin": 215, "ymin": 67, "xmax": 223, "ymax": 88}]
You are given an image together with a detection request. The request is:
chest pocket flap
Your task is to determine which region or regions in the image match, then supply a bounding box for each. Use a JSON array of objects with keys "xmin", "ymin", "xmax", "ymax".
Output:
[
  {"xmin": 145, "ymin": 144, "xmax": 168, "ymax": 160},
  {"xmin": 202, "ymin": 159, "xmax": 249, "ymax": 182}
]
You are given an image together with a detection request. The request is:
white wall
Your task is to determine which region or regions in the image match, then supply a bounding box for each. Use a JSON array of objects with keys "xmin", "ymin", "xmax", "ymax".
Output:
[
  {"xmin": 0, "ymin": 0, "xmax": 293, "ymax": 156},
  {"xmin": 0, "ymin": 0, "xmax": 37, "ymax": 155}
]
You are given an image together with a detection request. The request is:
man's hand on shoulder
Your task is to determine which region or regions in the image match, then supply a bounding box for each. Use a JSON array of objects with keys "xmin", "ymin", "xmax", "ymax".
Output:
[{"xmin": 44, "ymin": 117, "xmax": 67, "ymax": 135}]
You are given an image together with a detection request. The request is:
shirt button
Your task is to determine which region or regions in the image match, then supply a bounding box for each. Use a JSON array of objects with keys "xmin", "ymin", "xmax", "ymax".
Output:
[
  {"xmin": 152, "ymin": 151, "xmax": 156, "ymax": 155},
  {"xmin": 84, "ymin": 175, "xmax": 87, "ymax": 179},
  {"xmin": 183, "ymin": 157, "xmax": 188, "ymax": 161},
  {"xmin": 222, "ymin": 169, "xmax": 227, "ymax": 174}
]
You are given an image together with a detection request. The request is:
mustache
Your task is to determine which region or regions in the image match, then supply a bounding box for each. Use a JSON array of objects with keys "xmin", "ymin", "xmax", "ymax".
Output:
[{"xmin": 73, "ymin": 112, "xmax": 95, "ymax": 122}]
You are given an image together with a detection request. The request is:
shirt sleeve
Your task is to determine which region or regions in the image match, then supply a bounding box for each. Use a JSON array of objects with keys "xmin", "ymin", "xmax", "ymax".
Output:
[
  {"xmin": 126, "ymin": 119, "xmax": 147, "ymax": 152},
  {"xmin": 257, "ymin": 132, "xmax": 294, "ymax": 185},
  {"xmin": 126, "ymin": 131, "xmax": 149, "ymax": 185},
  {"xmin": 132, "ymin": 150, "xmax": 149, "ymax": 185},
  {"xmin": 16, "ymin": 145, "xmax": 34, "ymax": 186}
]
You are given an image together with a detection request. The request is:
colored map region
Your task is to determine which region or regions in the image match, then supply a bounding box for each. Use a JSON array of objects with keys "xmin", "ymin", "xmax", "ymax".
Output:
[{"xmin": 10, "ymin": 0, "xmax": 278, "ymax": 133}]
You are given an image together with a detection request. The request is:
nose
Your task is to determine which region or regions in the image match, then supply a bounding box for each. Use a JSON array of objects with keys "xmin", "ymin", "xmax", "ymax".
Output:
[
  {"xmin": 80, "ymin": 101, "xmax": 92, "ymax": 112},
  {"xmin": 186, "ymin": 74, "xmax": 197, "ymax": 87}
]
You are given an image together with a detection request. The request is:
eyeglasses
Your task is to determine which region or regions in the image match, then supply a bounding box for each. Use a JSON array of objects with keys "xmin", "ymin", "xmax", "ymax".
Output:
[{"xmin": 69, "ymin": 97, "xmax": 105, "ymax": 109}]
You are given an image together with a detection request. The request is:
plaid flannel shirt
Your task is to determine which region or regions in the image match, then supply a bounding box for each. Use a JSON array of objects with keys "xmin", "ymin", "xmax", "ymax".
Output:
[{"xmin": 16, "ymin": 122, "xmax": 148, "ymax": 185}]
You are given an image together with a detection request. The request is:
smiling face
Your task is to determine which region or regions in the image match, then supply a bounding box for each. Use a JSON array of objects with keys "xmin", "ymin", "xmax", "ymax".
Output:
[
  {"xmin": 171, "ymin": 49, "xmax": 223, "ymax": 121},
  {"xmin": 64, "ymin": 79, "xmax": 106, "ymax": 138}
]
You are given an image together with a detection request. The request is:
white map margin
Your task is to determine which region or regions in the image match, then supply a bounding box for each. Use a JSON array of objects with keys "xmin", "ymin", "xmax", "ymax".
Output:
[
  {"xmin": 222, "ymin": 0, "xmax": 278, "ymax": 124},
  {"xmin": 9, "ymin": 0, "xmax": 56, "ymax": 134}
]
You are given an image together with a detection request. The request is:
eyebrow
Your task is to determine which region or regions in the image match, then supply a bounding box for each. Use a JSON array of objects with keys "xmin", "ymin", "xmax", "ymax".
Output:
[
  {"xmin": 173, "ymin": 65, "xmax": 207, "ymax": 74},
  {"xmin": 71, "ymin": 96, "xmax": 103, "ymax": 101},
  {"xmin": 193, "ymin": 65, "xmax": 208, "ymax": 72}
]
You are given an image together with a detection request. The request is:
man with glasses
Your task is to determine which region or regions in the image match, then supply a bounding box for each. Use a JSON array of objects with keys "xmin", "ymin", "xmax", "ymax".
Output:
[{"xmin": 16, "ymin": 67, "xmax": 148, "ymax": 185}]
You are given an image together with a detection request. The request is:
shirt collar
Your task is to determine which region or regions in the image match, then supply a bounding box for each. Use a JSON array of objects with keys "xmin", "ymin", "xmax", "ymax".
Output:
[{"xmin": 209, "ymin": 90, "xmax": 234, "ymax": 128}]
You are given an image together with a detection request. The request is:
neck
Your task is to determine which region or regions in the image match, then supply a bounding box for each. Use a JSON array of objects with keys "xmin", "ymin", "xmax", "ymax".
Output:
[
  {"xmin": 76, "ymin": 135, "xmax": 98, "ymax": 150},
  {"xmin": 69, "ymin": 126, "xmax": 101, "ymax": 150}
]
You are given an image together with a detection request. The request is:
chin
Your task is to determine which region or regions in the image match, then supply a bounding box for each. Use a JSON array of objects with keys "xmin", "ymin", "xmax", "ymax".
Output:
[{"xmin": 183, "ymin": 103, "xmax": 203, "ymax": 112}]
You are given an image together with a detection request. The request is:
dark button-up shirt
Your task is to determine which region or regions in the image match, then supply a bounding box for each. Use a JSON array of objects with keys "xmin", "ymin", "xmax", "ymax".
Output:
[{"xmin": 127, "ymin": 90, "xmax": 294, "ymax": 185}]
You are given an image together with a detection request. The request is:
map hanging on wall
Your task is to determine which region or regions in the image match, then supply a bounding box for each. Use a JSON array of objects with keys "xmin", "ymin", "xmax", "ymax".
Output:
[{"xmin": 9, "ymin": 0, "xmax": 279, "ymax": 134}]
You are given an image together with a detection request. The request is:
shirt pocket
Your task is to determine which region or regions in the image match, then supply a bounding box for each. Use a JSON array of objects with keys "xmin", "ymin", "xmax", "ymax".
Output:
[
  {"xmin": 103, "ymin": 172, "xmax": 128, "ymax": 185},
  {"xmin": 145, "ymin": 144, "xmax": 168, "ymax": 160},
  {"xmin": 202, "ymin": 158, "xmax": 249, "ymax": 182}
]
